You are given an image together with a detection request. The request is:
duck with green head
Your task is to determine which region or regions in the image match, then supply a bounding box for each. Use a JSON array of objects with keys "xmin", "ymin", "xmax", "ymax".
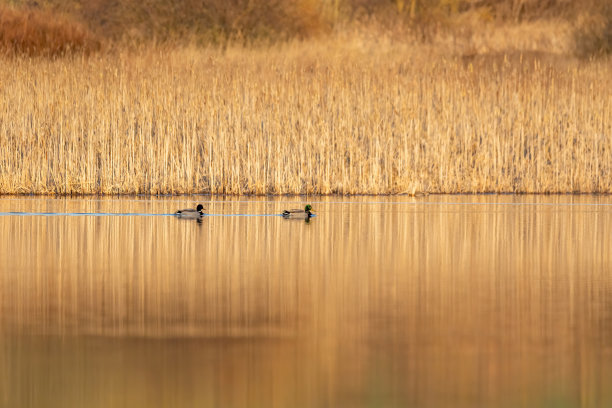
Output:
[
  {"xmin": 176, "ymin": 204, "xmax": 205, "ymax": 219},
  {"xmin": 282, "ymin": 204, "xmax": 313, "ymax": 219}
]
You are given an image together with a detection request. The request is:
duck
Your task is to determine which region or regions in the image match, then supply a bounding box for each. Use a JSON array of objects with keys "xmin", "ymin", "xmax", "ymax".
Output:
[
  {"xmin": 176, "ymin": 204, "xmax": 205, "ymax": 218},
  {"xmin": 282, "ymin": 204, "xmax": 313, "ymax": 219}
]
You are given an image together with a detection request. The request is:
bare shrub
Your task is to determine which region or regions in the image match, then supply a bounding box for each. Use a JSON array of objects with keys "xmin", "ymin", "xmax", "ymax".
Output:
[
  {"xmin": 573, "ymin": 5, "xmax": 611, "ymax": 58},
  {"xmin": 73, "ymin": 0, "xmax": 329, "ymax": 45},
  {"xmin": 0, "ymin": 5, "xmax": 101, "ymax": 57}
]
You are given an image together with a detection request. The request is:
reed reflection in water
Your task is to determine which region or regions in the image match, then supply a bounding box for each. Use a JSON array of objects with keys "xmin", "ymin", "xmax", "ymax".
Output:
[{"xmin": 0, "ymin": 196, "xmax": 611, "ymax": 408}]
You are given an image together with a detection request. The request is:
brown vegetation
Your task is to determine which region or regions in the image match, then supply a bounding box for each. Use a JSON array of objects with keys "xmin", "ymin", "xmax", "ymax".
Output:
[
  {"xmin": 573, "ymin": 4, "xmax": 612, "ymax": 58},
  {"xmin": 0, "ymin": 1, "xmax": 610, "ymax": 195},
  {"xmin": 0, "ymin": 5, "xmax": 100, "ymax": 57},
  {"xmin": 1, "ymin": 0, "xmax": 610, "ymax": 56},
  {"xmin": 0, "ymin": 43, "xmax": 610, "ymax": 195}
]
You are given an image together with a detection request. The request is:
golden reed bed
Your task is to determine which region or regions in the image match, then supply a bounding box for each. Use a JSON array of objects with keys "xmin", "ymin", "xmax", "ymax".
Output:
[{"xmin": 0, "ymin": 43, "xmax": 610, "ymax": 195}]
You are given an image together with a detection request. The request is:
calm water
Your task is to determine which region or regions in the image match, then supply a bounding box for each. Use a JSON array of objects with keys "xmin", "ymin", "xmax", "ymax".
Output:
[{"xmin": 0, "ymin": 196, "xmax": 611, "ymax": 408}]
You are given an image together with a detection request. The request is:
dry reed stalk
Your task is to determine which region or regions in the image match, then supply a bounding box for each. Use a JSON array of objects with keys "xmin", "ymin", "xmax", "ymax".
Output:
[{"xmin": 0, "ymin": 43, "xmax": 610, "ymax": 195}]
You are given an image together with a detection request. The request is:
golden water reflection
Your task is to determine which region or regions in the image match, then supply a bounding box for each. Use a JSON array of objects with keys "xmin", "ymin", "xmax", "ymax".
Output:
[{"xmin": 1, "ymin": 196, "xmax": 611, "ymax": 407}]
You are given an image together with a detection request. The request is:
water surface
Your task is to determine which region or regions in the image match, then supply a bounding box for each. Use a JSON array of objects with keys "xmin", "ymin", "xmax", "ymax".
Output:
[{"xmin": 1, "ymin": 196, "xmax": 611, "ymax": 408}]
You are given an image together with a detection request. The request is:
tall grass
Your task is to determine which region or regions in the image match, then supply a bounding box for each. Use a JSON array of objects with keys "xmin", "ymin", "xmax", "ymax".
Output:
[{"xmin": 0, "ymin": 42, "xmax": 610, "ymax": 195}]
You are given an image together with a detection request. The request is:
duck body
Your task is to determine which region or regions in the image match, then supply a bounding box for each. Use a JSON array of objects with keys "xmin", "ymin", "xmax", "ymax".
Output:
[
  {"xmin": 176, "ymin": 204, "xmax": 205, "ymax": 218},
  {"xmin": 282, "ymin": 204, "xmax": 313, "ymax": 219}
]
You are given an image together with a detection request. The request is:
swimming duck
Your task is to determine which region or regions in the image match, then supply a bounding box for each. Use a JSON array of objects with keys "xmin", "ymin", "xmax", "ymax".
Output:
[
  {"xmin": 282, "ymin": 204, "xmax": 313, "ymax": 219},
  {"xmin": 176, "ymin": 204, "xmax": 205, "ymax": 218}
]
